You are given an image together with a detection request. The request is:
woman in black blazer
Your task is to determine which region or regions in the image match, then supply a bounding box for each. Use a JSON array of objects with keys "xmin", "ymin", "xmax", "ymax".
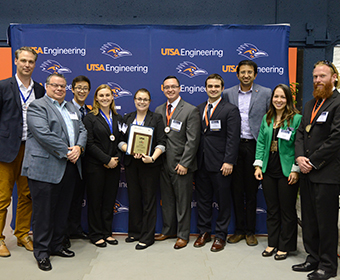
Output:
[
  {"xmin": 119, "ymin": 88, "xmax": 166, "ymax": 249},
  {"xmin": 83, "ymin": 84, "xmax": 124, "ymax": 247}
]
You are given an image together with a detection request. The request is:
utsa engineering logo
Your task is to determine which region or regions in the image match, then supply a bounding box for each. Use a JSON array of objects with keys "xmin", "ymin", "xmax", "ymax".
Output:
[
  {"xmin": 237, "ymin": 43, "xmax": 268, "ymax": 60},
  {"xmin": 107, "ymin": 82, "xmax": 132, "ymax": 99},
  {"xmin": 176, "ymin": 61, "xmax": 208, "ymax": 78},
  {"xmin": 114, "ymin": 200, "xmax": 129, "ymax": 215},
  {"xmin": 100, "ymin": 42, "xmax": 132, "ymax": 59},
  {"xmin": 40, "ymin": 60, "xmax": 72, "ymax": 74}
]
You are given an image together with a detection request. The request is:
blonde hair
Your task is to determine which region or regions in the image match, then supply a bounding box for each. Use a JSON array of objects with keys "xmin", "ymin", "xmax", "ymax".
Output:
[{"xmin": 91, "ymin": 84, "xmax": 117, "ymax": 115}]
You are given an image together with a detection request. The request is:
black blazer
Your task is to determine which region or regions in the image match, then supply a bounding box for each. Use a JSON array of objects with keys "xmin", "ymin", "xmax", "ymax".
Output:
[
  {"xmin": 295, "ymin": 89, "xmax": 340, "ymax": 184},
  {"xmin": 83, "ymin": 111, "xmax": 123, "ymax": 169},
  {"xmin": 197, "ymin": 99, "xmax": 241, "ymax": 172},
  {"xmin": 122, "ymin": 110, "xmax": 166, "ymax": 167},
  {"xmin": 0, "ymin": 76, "xmax": 45, "ymax": 163}
]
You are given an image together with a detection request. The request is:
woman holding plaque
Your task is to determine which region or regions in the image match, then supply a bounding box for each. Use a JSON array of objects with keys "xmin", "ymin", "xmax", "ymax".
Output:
[
  {"xmin": 83, "ymin": 84, "xmax": 124, "ymax": 247},
  {"xmin": 253, "ymin": 84, "xmax": 302, "ymax": 260},
  {"xmin": 119, "ymin": 88, "xmax": 166, "ymax": 250}
]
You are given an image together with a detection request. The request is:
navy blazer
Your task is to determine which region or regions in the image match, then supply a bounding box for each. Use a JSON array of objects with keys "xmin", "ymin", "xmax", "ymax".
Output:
[
  {"xmin": 0, "ymin": 76, "xmax": 45, "ymax": 163},
  {"xmin": 197, "ymin": 99, "xmax": 241, "ymax": 172},
  {"xmin": 122, "ymin": 110, "xmax": 166, "ymax": 167}
]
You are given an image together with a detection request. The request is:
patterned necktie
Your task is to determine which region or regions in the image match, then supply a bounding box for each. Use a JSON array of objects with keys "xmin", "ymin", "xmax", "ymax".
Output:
[
  {"xmin": 79, "ymin": 107, "xmax": 85, "ymax": 120},
  {"xmin": 207, "ymin": 104, "xmax": 213, "ymax": 122},
  {"xmin": 167, "ymin": 104, "xmax": 172, "ymax": 116},
  {"xmin": 315, "ymin": 99, "xmax": 322, "ymax": 110}
]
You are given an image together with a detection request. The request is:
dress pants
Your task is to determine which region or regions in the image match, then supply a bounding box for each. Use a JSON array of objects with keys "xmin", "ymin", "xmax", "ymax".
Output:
[
  {"xmin": 159, "ymin": 161, "xmax": 193, "ymax": 241},
  {"xmin": 195, "ymin": 163, "xmax": 232, "ymax": 240},
  {"xmin": 300, "ymin": 177, "xmax": 339, "ymax": 274},
  {"xmin": 86, "ymin": 164, "xmax": 120, "ymax": 243},
  {"xmin": 125, "ymin": 159, "xmax": 160, "ymax": 246},
  {"xmin": 0, "ymin": 142, "xmax": 32, "ymax": 240},
  {"xmin": 262, "ymin": 174, "xmax": 298, "ymax": 252},
  {"xmin": 231, "ymin": 140, "xmax": 259, "ymax": 235},
  {"xmin": 29, "ymin": 161, "xmax": 77, "ymax": 261}
]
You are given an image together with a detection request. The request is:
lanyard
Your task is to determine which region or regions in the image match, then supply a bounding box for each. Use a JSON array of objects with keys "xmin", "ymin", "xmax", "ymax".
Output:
[
  {"xmin": 310, "ymin": 99, "xmax": 326, "ymax": 124},
  {"xmin": 204, "ymin": 99, "xmax": 221, "ymax": 126},
  {"xmin": 166, "ymin": 104, "xmax": 176, "ymax": 126},
  {"xmin": 18, "ymin": 86, "xmax": 33, "ymax": 104},
  {"xmin": 99, "ymin": 109, "xmax": 113, "ymax": 134},
  {"xmin": 133, "ymin": 114, "xmax": 146, "ymax": 126}
]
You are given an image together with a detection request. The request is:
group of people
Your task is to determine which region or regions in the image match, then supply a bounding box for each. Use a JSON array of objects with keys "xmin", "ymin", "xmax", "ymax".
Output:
[{"xmin": 1, "ymin": 46, "xmax": 340, "ymax": 280}]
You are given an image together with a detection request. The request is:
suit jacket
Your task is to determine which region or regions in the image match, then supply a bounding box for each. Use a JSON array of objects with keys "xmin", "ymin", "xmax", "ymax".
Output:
[
  {"xmin": 21, "ymin": 95, "xmax": 87, "ymax": 184},
  {"xmin": 295, "ymin": 89, "xmax": 340, "ymax": 184},
  {"xmin": 122, "ymin": 110, "xmax": 166, "ymax": 167},
  {"xmin": 0, "ymin": 76, "xmax": 45, "ymax": 163},
  {"xmin": 197, "ymin": 99, "xmax": 241, "ymax": 172},
  {"xmin": 155, "ymin": 98, "xmax": 200, "ymax": 174},
  {"xmin": 83, "ymin": 110, "xmax": 123, "ymax": 171},
  {"xmin": 222, "ymin": 83, "xmax": 271, "ymax": 140},
  {"xmin": 254, "ymin": 114, "xmax": 302, "ymax": 177}
]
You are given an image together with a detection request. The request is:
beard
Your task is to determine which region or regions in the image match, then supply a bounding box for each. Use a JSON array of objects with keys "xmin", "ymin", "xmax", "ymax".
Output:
[{"xmin": 313, "ymin": 80, "xmax": 334, "ymax": 99}]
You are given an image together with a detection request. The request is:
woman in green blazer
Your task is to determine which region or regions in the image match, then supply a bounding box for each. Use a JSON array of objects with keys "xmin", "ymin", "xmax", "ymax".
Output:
[{"xmin": 254, "ymin": 84, "xmax": 302, "ymax": 260}]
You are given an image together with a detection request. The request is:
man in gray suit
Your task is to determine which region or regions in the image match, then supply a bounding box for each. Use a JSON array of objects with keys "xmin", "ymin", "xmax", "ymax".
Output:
[
  {"xmin": 223, "ymin": 60, "xmax": 271, "ymax": 246},
  {"xmin": 155, "ymin": 76, "xmax": 200, "ymax": 249},
  {"xmin": 22, "ymin": 73, "xmax": 87, "ymax": 271}
]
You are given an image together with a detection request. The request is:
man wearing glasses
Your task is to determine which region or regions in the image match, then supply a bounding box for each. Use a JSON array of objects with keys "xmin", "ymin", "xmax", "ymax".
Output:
[
  {"xmin": 293, "ymin": 61, "xmax": 340, "ymax": 280},
  {"xmin": 22, "ymin": 73, "xmax": 87, "ymax": 271},
  {"xmin": 155, "ymin": 76, "xmax": 200, "ymax": 249},
  {"xmin": 0, "ymin": 46, "xmax": 45, "ymax": 257},
  {"xmin": 64, "ymin": 76, "xmax": 92, "ymax": 246}
]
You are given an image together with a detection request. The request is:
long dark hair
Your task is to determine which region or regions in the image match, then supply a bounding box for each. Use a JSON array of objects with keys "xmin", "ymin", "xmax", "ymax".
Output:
[{"xmin": 266, "ymin": 84, "xmax": 299, "ymax": 127}]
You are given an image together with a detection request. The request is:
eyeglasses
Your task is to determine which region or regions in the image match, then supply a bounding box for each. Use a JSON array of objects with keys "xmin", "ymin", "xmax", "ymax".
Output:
[
  {"xmin": 48, "ymin": 83, "xmax": 66, "ymax": 89},
  {"xmin": 74, "ymin": 86, "xmax": 89, "ymax": 92},
  {"xmin": 135, "ymin": 98, "xmax": 150, "ymax": 102},
  {"xmin": 163, "ymin": 85, "xmax": 180, "ymax": 90}
]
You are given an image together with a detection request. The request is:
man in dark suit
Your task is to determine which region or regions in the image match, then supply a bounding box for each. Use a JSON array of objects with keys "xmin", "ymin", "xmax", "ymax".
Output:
[
  {"xmin": 194, "ymin": 74, "xmax": 240, "ymax": 252},
  {"xmin": 0, "ymin": 46, "xmax": 45, "ymax": 257},
  {"xmin": 293, "ymin": 61, "xmax": 340, "ymax": 280},
  {"xmin": 65, "ymin": 75, "xmax": 92, "ymax": 245},
  {"xmin": 223, "ymin": 60, "xmax": 271, "ymax": 246},
  {"xmin": 22, "ymin": 73, "xmax": 87, "ymax": 271},
  {"xmin": 155, "ymin": 76, "xmax": 200, "ymax": 249}
]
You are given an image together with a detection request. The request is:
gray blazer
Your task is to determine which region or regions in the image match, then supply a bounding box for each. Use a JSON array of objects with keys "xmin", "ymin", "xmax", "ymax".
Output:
[
  {"xmin": 22, "ymin": 95, "xmax": 87, "ymax": 184},
  {"xmin": 222, "ymin": 83, "xmax": 271, "ymax": 140},
  {"xmin": 155, "ymin": 98, "xmax": 200, "ymax": 173}
]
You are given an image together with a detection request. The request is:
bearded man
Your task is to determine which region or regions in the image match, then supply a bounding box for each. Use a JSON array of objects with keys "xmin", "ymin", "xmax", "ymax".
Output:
[{"xmin": 293, "ymin": 60, "xmax": 340, "ymax": 280}]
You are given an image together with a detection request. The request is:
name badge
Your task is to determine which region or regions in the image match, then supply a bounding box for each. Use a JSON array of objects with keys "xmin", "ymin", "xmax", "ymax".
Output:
[
  {"xmin": 210, "ymin": 120, "xmax": 221, "ymax": 131},
  {"xmin": 170, "ymin": 119, "xmax": 182, "ymax": 132},
  {"xmin": 118, "ymin": 122, "xmax": 128, "ymax": 134},
  {"xmin": 277, "ymin": 128, "xmax": 292, "ymax": 141},
  {"xmin": 69, "ymin": 112, "xmax": 79, "ymax": 120},
  {"xmin": 316, "ymin": 111, "xmax": 328, "ymax": 123}
]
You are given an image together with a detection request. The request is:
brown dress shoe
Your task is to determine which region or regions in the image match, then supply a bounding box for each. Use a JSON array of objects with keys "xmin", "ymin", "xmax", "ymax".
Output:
[
  {"xmin": 194, "ymin": 233, "xmax": 211, "ymax": 248},
  {"xmin": 174, "ymin": 238, "xmax": 188, "ymax": 249},
  {"xmin": 227, "ymin": 234, "xmax": 245, "ymax": 244},
  {"xmin": 211, "ymin": 237, "xmax": 226, "ymax": 252},
  {"xmin": 0, "ymin": 240, "xmax": 11, "ymax": 257},
  {"xmin": 17, "ymin": 235, "xmax": 34, "ymax": 251},
  {"xmin": 154, "ymin": 234, "xmax": 176, "ymax": 241},
  {"xmin": 245, "ymin": 234, "xmax": 258, "ymax": 246}
]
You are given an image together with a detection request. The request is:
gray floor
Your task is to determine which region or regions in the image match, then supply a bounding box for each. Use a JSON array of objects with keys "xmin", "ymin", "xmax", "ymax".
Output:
[{"xmin": 2, "ymin": 207, "xmax": 340, "ymax": 280}]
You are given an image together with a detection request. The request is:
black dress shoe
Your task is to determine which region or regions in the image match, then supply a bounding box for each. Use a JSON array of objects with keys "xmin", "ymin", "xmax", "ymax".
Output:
[
  {"xmin": 262, "ymin": 248, "xmax": 276, "ymax": 257},
  {"xmin": 135, "ymin": 242, "xmax": 149, "ymax": 250},
  {"xmin": 274, "ymin": 252, "xmax": 288, "ymax": 260},
  {"xmin": 125, "ymin": 236, "xmax": 138, "ymax": 243},
  {"xmin": 92, "ymin": 240, "xmax": 107, "ymax": 247},
  {"xmin": 106, "ymin": 238, "xmax": 118, "ymax": 245},
  {"xmin": 292, "ymin": 261, "xmax": 318, "ymax": 272},
  {"xmin": 62, "ymin": 237, "xmax": 71, "ymax": 249},
  {"xmin": 37, "ymin": 258, "xmax": 52, "ymax": 271},
  {"xmin": 307, "ymin": 269, "xmax": 336, "ymax": 280},
  {"xmin": 70, "ymin": 231, "xmax": 89, "ymax": 239},
  {"xmin": 51, "ymin": 247, "xmax": 75, "ymax": 257}
]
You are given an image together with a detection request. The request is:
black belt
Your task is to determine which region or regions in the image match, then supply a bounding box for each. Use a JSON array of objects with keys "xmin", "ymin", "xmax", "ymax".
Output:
[{"xmin": 240, "ymin": 138, "xmax": 255, "ymax": 143}]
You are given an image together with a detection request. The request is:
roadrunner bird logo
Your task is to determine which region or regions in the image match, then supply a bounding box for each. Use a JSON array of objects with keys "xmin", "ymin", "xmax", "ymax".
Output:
[
  {"xmin": 107, "ymin": 82, "xmax": 132, "ymax": 99},
  {"xmin": 100, "ymin": 43, "xmax": 132, "ymax": 59},
  {"xmin": 114, "ymin": 200, "xmax": 129, "ymax": 215},
  {"xmin": 40, "ymin": 60, "xmax": 72, "ymax": 74},
  {"xmin": 237, "ymin": 43, "xmax": 268, "ymax": 60},
  {"xmin": 176, "ymin": 61, "xmax": 208, "ymax": 78}
]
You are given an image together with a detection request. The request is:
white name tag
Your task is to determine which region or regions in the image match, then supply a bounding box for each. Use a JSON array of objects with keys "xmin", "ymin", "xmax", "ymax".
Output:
[
  {"xmin": 69, "ymin": 112, "xmax": 79, "ymax": 120},
  {"xmin": 210, "ymin": 120, "xmax": 221, "ymax": 131},
  {"xmin": 316, "ymin": 111, "xmax": 328, "ymax": 123},
  {"xmin": 277, "ymin": 128, "xmax": 292, "ymax": 141},
  {"xmin": 170, "ymin": 119, "xmax": 182, "ymax": 132}
]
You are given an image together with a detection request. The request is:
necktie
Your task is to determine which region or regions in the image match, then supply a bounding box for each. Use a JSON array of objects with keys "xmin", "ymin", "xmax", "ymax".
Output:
[
  {"xmin": 207, "ymin": 104, "xmax": 213, "ymax": 122},
  {"xmin": 79, "ymin": 107, "xmax": 85, "ymax": 120},
  {"xmin": 315, "ymin": 99, "xmax": 322, "ymax": 110},
  {"xmin": 167, "ymin": 104, "xmax": 172, "ymax": 116}
]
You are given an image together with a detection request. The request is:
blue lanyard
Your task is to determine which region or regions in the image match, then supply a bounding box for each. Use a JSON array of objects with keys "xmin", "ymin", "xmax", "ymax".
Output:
[
  {"xmin": 99, "ymin": 109, "xmax": 113, "ymax": 134},
  {"xmin": 18, "ymin": 86, "xmax": 33, "ymax": 104},
  {"xmin": 133, "ymin": 114, "xmax": 146, "ymax": 126}
]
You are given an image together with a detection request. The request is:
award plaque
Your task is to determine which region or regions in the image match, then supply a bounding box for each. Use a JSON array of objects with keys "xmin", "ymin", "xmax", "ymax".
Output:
[{"xmin": 126, "ymin": 125, "xmax": 154, "ymax": 156}]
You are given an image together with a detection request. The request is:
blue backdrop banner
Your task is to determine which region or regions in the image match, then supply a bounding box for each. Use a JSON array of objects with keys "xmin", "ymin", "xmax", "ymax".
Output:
[{"xmin": 9, "ymin": 23, "xmax": 290, "ymax": 234}]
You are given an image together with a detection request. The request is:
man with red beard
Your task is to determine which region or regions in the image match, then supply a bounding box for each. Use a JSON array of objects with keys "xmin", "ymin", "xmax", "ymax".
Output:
[{"xmin": 293, "ymin": 60, "xmax": 340, "ymax": 280}]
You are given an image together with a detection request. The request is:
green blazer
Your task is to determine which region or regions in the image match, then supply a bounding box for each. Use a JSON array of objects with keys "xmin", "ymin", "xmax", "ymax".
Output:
[{"xmin": 254, "ymin": 113, "xmax": 302, "ymax": 177}]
